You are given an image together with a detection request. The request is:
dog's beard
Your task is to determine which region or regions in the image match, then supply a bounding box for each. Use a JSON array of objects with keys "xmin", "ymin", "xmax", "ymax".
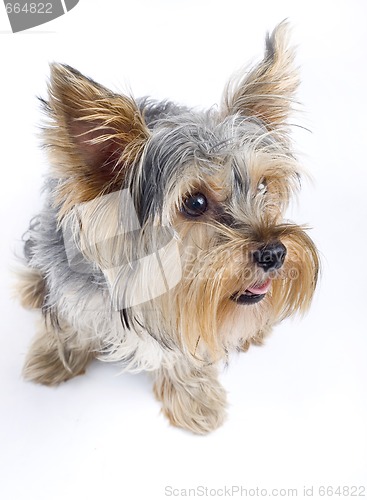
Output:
[
  {"xmin": 160, "ymin": 221, "xmax": 319, "ymax": 359},
  {"xmin": 19, "ymin": 24, "xmax": 320, "ymax": 436},
  {"xmin": 68, "ymin": 197, "xmax": 318, "ymax": 362},
  {"xmin": 60, "ymin": 152, "xmax": 318, "ymax": 362}
]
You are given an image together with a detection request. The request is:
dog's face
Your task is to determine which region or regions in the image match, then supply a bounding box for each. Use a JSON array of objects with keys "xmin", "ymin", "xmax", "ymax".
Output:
[
  {"xmin": 132, "ymin": 113, "xmax": 319, "ymax": 356},
  {"xmin": 44, "ymin": 22, "xmax": 319, "ymax": 359}
]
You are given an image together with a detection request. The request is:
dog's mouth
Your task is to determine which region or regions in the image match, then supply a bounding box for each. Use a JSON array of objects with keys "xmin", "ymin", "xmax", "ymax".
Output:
[{"xmin": 231, "ymin": 278, "xmax": 272, "ymax": 305}]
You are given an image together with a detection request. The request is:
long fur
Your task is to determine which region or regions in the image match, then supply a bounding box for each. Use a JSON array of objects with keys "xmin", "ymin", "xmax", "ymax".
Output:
[{"xmin": 18, "ymin": 21, "xmax": 319, "ymax": 434}]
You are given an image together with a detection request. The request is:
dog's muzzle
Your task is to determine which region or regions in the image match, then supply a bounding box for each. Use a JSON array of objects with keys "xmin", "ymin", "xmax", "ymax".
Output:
[{"xmin": 252, "ymin": 241, "xmax": 287, "ymax": 272}]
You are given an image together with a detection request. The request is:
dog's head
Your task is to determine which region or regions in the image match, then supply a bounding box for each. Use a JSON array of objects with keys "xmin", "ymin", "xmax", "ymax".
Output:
[{"xmin": 44, "ymin": 22, "xmax": 319, "ymax": 360}]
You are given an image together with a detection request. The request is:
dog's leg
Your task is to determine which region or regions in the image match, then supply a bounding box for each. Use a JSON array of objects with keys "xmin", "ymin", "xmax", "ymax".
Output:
[
  {"xmin": 15, "ymin": 267, "xmax": 45, "ymax": 309},
  {"xmin": 23, "ymin": 317, "xmax": 96, "ymax": 386},
  {"xmin": 154, "ymin": 360, "xmax": 227, "ymax": 434}
]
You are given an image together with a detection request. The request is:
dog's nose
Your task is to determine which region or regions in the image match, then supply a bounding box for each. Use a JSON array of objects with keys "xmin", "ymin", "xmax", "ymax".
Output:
[{"xmin": 253, "ymin": 242, "xmax": 287, "ymax": 272}]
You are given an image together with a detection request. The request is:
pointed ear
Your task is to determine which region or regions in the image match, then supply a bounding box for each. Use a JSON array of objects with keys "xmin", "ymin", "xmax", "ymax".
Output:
[
  {"xmin": 44, "ymin": 64, "xmax": 150, "ymax": 216},
  {"xmin": 222, "ymin": 21, "xmax": 299, "ymax": 130}
]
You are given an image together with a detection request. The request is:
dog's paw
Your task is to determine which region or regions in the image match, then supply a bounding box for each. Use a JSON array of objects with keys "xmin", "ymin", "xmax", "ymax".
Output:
[
  {"xmin": 154, "ymin": 368, "xmax": 227, "ymax": 434},
  {"xmin": 23, "ymin": 344, "xmax": 76, "ymax": 386},
  {"xmin": 14, "ymin": 267, "xmax": 45, "ymax": 309},
  {"xmin": 23, "ymin": 327, "xmax": 93, "ymax": 386}
]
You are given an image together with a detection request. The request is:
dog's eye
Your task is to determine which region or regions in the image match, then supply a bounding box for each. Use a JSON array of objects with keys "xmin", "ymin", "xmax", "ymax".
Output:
[
  {"xmin": 182, "ymin": 193, "xmax": 208, "ymax": 217},
  {"xmin": 257, "ymin": 179, "xmax": 267, "ymax": 195}
]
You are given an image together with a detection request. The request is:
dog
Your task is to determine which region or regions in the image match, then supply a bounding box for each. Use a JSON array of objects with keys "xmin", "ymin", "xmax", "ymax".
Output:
[{"xmin": 17, "ymin": 21, "xmax": 319, "ymax": 434}]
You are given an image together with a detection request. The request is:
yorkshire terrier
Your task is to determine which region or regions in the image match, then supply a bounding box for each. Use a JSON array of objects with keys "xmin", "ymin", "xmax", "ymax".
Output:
[{"xmin": 17, "ymin": 21, "xmax": 319, "ymax": 434}]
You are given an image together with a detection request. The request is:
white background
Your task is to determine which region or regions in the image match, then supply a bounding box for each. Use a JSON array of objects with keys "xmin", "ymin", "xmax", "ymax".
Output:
[{"xmin": 1, "ymin": 1, "xmax": 366, "ymax": 499}]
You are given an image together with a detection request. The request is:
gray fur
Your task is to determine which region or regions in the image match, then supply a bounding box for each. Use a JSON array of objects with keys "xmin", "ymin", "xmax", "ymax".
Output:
[
  {"xmin": 19, "ymin": 22, "xmax": 319, "ymax": 434},
  {"xmin": 23, "ymin": 180, "xmax": 108, "ymax": 316},
  {"xmin": 23, "ymin": 102, "xmax": 287, "ymax": 308},
  {"xmin": 132, "ymin": 105, "xmax": 281, "ymax": 225}
]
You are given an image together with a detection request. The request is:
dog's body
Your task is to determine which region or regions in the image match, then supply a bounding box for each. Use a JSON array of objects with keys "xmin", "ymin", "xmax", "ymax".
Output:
[{"xmin": 18, "ymin": 22, "xmax": 319, "ymax": 434}]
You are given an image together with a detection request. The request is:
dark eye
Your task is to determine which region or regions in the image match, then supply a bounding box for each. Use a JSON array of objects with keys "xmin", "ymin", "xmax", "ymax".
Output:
[{"xmin": 182, "ymin": 193, "xmax": 208, "ymax": 217}]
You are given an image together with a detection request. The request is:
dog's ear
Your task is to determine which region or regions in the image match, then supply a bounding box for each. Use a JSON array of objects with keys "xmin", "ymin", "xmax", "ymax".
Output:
[
  {"xmin": 44, "ymin": 64, "xmax": 150, "ymax": 216},
  {"xmin": 222, "ymin": 21, "xmax": 299, "ymax": 130}
]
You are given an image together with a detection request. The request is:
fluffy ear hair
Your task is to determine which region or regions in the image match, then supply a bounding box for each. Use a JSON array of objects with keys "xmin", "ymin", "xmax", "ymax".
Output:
[
  {"xmin": 222, "ymin": 21, "xmax": 299, "ymax": 130},
  {"xmin": 43, "ymin": 64, "xmax": 150, "ymax": 217}
]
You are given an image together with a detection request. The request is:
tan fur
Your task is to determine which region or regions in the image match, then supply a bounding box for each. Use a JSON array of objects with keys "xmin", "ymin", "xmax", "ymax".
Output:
[
  {"xmin": 15, "ymin": 267, "xmax": 45, "ymax": 309},
  {"xmin": 19, "ymin": 23, "xmax": 319, "ymax": 434},
  {"xmin": 44, "ymin": 64, "xmax": 150, "ymax": 218},
  {"xmin": 169, "ymin": 211, "xmax": 319, "ymax": 359},
  {"xmin": 154, "ymin": 361, "xmax": 227, "ymax": 434},
  {"xmin": 23, "ymin": 317, "xmax": 97, "ymax": 386},
  {"xmin": 223, "ymin": 21, "xmax": 299, "ymax": 132}
]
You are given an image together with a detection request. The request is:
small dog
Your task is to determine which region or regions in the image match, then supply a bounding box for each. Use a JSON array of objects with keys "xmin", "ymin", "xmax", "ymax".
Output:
[{"xmin": 18, "ymin": 21, "xmax": 319, "ymax": 434}]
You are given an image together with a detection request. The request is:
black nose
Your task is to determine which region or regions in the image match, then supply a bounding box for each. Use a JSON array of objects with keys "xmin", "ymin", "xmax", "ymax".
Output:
[{"xmin": 253, "ymin": 242, "xmax": 287, "ymax": 272}]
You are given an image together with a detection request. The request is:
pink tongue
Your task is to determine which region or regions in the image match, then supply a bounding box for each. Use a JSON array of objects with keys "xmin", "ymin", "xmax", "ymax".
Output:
[{"xmin": 246, "ymin": 279, "xmax": 272, "ymax": 295}]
